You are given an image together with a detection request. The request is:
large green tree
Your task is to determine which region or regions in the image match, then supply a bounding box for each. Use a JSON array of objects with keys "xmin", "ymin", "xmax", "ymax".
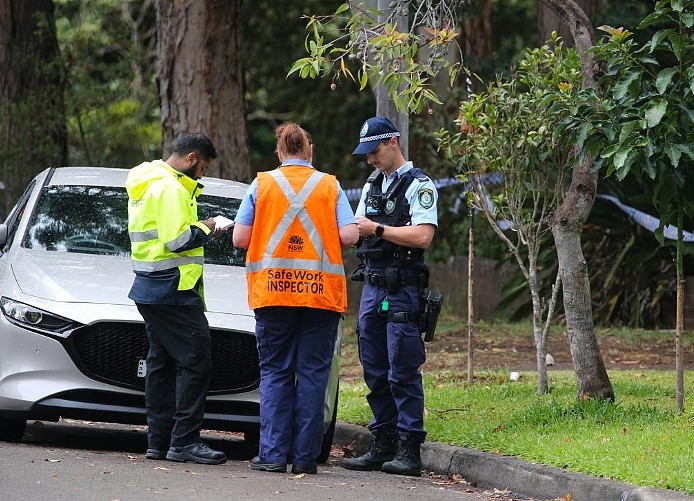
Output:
[
  {"xmin": 556, "ymin": 0, "xmax": 694, "ymax": 411},
  {"xmin": 292, "ymin": 0, "xmax": 615, "ymax": 400},
  {"xmin": 55, "ymin": 0, "xmax": 160, "ymax": 168},
  {"xmin": 0, "ymin": 0, "xmax": 67, "ymax": 216},
  {"xmin": 439, "ymin": 37, "xmax": 580, "ymax": 395}
]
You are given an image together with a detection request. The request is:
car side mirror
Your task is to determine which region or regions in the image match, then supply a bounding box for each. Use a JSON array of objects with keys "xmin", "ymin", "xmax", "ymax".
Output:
[{"xmin": 0, "ymin": 223, "xmax": 7, "ymax": 247}]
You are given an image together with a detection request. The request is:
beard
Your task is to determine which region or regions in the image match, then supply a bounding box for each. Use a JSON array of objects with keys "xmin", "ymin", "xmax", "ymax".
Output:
[{"xmin": 181, "ymin": 161, "xmax": 199, "ymax": 179}]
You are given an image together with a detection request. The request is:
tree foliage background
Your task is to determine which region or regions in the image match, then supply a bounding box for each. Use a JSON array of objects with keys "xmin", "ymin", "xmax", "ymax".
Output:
[{"xmin": 0, "ymin": 0, "xmax": 685, "ymax": 328}]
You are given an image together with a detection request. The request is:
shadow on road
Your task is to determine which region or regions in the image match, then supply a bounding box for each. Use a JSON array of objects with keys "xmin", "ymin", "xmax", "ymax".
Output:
[{"xmin": 19, "ymin": 419, "xmax": 257, "ymax": 461}]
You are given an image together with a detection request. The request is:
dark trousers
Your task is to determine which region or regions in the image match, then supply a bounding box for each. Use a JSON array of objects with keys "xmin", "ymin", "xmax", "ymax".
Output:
[
  {"xmin": 136, "ymin": 302, "xmax": 211, "ymax": 449},
  {"xmin": 254, "ymin": 306, "xmax": 340, "ymax": 467},
  {"xmin": 358, "ymin": 283, "xmax": 427, "ymax": 443}
]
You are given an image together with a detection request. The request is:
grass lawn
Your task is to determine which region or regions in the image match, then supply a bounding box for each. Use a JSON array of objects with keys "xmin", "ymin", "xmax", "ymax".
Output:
[{"xmin": 336, "ymin": 318, "xmax": 694, "ymax": 495}]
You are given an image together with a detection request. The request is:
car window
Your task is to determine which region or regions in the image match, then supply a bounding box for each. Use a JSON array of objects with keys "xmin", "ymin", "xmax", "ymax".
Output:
[
  {"xmin": 196, "ymin": 194, "xmax": 246, "ymax": 266},
  {"xmin": 21, "ymin": 185, "xmax": 246, "ymax": 267}
]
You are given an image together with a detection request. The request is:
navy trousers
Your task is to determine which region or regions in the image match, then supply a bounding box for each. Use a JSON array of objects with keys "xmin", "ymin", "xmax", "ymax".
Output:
[
  {"xmin": 136, "ymin": 302, "xmax": 211, "ymax": 450},
  {"xmin": 254, "ymin": 306, "xmax": 339, "ymax": 467},
  {"xmin": 357, "ymin": 283, "xmax": 427, "ymax": 443}
]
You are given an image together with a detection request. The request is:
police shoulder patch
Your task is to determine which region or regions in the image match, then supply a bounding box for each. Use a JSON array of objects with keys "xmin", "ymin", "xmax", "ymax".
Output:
[{"xmin": 418, "ymin": 188, "xmax": 434, "ymax": 209}]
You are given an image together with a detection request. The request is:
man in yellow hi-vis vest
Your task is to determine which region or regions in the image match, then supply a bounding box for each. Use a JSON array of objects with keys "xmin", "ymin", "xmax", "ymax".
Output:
[
  {"xmin": 233, "ymin": 123, "xmax": 358, "ymax": 474},
  {"xmin": 127, "ymin": 133, "xmax": 226, "ymax": 466}
]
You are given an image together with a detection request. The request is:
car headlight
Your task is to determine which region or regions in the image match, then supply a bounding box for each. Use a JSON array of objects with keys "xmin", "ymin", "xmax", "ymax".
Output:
[{"xmin": 0, "ymin": 297, "xmax": 80, "ymax": 337}]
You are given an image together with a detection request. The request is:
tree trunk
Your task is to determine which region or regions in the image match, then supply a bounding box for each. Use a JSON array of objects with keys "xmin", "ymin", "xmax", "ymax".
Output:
[
  {"xmin": 542, "ymin": 0, "xmax": 614, "ymax": 401},
  {"xmin": 538, "ymin": 0, "xmax": 598, "ymax": 46},
  {"xmin": 529, "ymin": 263, "xmax": 549, "ymax": 395},
  {"xmin": 460, "ymin": 0, "xmax": 492, "ymax": 94},
  {"xmin": 0, "ymin": 0, "xmax": 67, "ymax": 215},
  {"xmin": 155, "ymin": 0, "xmax": 250, "ymax": 182}
]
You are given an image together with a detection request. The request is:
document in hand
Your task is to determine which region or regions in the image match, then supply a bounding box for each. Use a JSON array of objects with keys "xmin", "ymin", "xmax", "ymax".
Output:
[{"xmin": 213, "ymin": 215, "xmax": 235, "ymax": 230}]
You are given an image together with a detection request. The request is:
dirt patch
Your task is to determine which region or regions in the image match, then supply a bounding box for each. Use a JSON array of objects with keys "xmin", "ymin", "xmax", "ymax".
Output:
[
  {"xmin": 339, "ymin": 321, "xmax": 692, "ymax": 379},
  {"xmin": 427, "ymin": 327, "xmax": 689, "ymax": 371}
]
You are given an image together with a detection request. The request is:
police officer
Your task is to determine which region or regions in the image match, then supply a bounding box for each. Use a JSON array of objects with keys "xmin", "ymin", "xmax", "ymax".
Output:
[
  {"xmin": 340, "ymin": 116, "xmax": 438, "ymax": 477},
  {"xmin": 126, "ymin": 133, "xmax": 226, "ymax": 465},
  {"xmin": 233, "ymin": 122, "xmax": 358, "ymax": 474}
]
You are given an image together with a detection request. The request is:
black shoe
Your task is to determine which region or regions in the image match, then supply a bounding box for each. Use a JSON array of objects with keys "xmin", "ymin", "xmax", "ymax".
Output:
[
  {"xmin": 291, "ymin": 464, "xmax": 317, "ymax": 474},
  {"xmin": 381, "ymin": 435, "xmax": 422, "ymax": 477},
  {"xmin": 166, "ymin": 442, "xmax": 226, "ymax": 465},
  {"xmin": 250, "ymin": 456, "xmax": 287, "ymax": 473},
  {"xmin": 145, "ymin": 448, "xmax": 166, "ymax": 460},
  {"xmin": 340, "ymin": 432, "xmax": 398, "ymax": 471}
]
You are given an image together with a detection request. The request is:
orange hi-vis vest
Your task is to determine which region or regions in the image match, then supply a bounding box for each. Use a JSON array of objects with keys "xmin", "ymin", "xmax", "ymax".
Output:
[{"xmin": 245, "ymin": 165, "xmax": 347, "ymax": 313}]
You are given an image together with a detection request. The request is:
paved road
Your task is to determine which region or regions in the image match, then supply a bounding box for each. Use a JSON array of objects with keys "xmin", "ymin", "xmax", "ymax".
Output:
[{"xmin": 0, "ymin": 420, "xmax": 507, "ymax": 501}]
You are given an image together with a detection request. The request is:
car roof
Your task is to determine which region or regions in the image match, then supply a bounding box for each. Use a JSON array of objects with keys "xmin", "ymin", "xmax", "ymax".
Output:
[{"xmin": 46, "ymin": 166, "xmax": 249, "ymax": 199}]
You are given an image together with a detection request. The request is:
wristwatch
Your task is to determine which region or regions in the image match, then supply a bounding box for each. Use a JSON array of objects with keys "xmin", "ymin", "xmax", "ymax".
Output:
[{"xmin": 375, "ymin": 224, "xmax": 385, "ymax": 238}]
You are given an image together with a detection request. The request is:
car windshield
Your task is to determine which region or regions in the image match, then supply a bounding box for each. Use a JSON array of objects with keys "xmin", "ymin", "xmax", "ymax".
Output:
[{"xmin": 21, "ymin": 185, "xmax": 245, "ymax": 267}]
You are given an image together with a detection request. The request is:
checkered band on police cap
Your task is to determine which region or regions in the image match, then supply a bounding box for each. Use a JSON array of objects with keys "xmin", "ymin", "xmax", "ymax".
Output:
[{"xmin": 352, "ymin": 116, "xmax": 401, "ymax": 155}]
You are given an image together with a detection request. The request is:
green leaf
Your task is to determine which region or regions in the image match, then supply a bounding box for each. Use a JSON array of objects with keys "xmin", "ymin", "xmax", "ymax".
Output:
[
  {"xmin": 665, "ymin": 144, "xmax": 682, "ymax": 168},
  {"xmin": 656, "ymin": 67, "xmax": 677, "ymax": 94},
  {"xmin": 676, "ymin": 143, "xmax": 694, "ymax": 161},
  {"xmin": 618, "ymin": 120, "xmax": 641, "ymax": 144},
  {"xmin": 335, "ymin": 2, "xmax": 350, "ymax": 15},
  {"xmin": 643, "ymin": 156, "xmax": 657, "ymax": 178},
  {"xmin": 613, "ymin": 71, "xmax": 640, "ymax": 100},
  {"xmin": 645, "ymin": 98, "xmax": 668, "ymax": 128},
  {"xmin": 668, "ymin": 32, "xmax": 685, "ymax": 62},
  {"xmin": 358, "ymin": 68, "xmax": 368, "ymax": 91},
  {"xmin": 638, "ymin": 11, "xmax": 663, "ymax": 29},
  {"xmin": 600, "ymin": 142, "xmax": 620, "ymax": 159},
  {"xmin": 287, "ymin": 58, "xmax": 312, "ymax": 77},
  {"xmin": 613, "ymin": 148, "xmax": 630, "ymax": 169},
  {"xmin": 648, "ymin": 29, "xmax": 672, "ymax": 53}
]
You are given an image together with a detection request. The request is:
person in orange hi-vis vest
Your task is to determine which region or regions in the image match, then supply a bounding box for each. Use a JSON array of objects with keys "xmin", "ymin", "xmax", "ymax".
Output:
[{"xmin": 233, "ymin": 122, "xmax": 358, "ymax": 474}]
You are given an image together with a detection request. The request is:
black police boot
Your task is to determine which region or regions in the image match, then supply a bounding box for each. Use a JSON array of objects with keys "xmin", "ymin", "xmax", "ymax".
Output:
[
  {"xmin": 381, "ymin": 433, "xmax": 422, "ymax": 476},
  {"xmin": 340, "ymin": 431, "xmax": 398, "ymax": 471}
]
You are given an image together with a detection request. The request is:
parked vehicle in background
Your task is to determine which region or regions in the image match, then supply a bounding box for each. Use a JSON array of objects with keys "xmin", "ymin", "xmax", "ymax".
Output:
[{"xmin": 0, "ymin": 167, "xmax": 340, "ymax": 462}]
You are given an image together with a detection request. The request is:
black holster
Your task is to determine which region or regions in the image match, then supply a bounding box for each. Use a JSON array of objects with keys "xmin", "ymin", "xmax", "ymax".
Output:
[{"xmin": 419, "ymin": 290, "xmax": 443, "ymax": 342}]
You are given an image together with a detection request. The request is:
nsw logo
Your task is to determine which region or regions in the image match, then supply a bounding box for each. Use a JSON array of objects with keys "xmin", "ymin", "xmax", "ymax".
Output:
[{"xmin": 288, "ymin": 234, "xmax": 304, "ymax": 252}]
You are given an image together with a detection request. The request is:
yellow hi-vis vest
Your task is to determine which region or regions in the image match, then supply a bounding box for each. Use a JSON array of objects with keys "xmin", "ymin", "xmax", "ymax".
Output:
[
  {"xmin": 126, "ymin": 160, "xmax": 210, "ymax": 293},
  {"xmin": 245, "ymin": 165, "xmax": 347, "ymax": 313}
]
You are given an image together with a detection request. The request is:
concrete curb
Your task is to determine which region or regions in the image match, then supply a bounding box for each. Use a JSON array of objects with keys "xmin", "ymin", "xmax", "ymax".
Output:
[{"xmin": 334, "ymin": 422, "xmax": 692, "ymax": 501}]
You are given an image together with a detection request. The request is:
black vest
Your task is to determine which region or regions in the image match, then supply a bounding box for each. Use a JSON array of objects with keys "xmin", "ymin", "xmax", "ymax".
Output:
[{"xmin": 356, "ymin": 168, "xmax": 429, "ymax": 271}]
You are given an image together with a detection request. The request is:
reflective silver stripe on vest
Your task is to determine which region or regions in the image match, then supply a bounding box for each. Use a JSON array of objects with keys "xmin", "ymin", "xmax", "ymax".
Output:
[
  {"xmin": 165, "ymin": 227, "xmax": 192, "ymax": 252},
  {"xmin": 129, "ymin": 229, "xmax": 159, "ymax": 242},
  {"xmin": 247, "ymin": 169, "xmax": 343, "ymax": 276},
  {"xmin": 132, "ymin": 255, "xmax": 204, "ymax": 271}
]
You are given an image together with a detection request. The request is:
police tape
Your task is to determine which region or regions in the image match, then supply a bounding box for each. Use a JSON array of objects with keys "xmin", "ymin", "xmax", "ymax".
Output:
[{"xmin": 347, "ymin": 173, "xmax": 694, "ymax": 242}]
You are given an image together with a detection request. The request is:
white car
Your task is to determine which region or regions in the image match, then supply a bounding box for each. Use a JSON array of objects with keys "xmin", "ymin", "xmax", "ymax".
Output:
[{"xmin": 0, "ymin": 167, "xmax": 340, "ymax": 462}]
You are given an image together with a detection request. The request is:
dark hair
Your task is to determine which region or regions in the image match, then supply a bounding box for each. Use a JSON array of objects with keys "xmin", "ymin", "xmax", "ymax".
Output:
[
  {"xmin": 275, "ymin": 122, "xmax": 311, "ymax": 161},
  {"xmin": 173, "ymin": 133, "xmax": 217, "ymax": 160}
]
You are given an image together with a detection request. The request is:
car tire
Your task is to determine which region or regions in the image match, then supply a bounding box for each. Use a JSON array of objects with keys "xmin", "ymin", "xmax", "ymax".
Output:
[
  {"xmin": 318, "ymin": 388, "xmax": 338, "ymax": 464},
  {"xmin": 244, "ymin": 427, "xmax": 260, "ymax": 446},
  {"xmin": 0, "ymin": 417, "xmax": 26, "ymax": 441}
]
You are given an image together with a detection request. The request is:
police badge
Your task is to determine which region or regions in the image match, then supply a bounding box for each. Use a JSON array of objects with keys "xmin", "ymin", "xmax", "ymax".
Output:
[{"xmin": 418, "ymin": 188, "xmax": 434, "ymax": 209}]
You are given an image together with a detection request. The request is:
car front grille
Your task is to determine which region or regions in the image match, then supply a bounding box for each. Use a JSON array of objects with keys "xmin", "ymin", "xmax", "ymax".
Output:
[{"xmin": 71, "ymin": 322, "xmax": 259, "ymax": 394}]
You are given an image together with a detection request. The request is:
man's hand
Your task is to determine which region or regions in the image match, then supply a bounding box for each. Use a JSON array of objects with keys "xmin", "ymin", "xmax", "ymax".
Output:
[
  {"xmin": 201, "ymin": 217, "xmax": 217, "ymax": 233},
  {"xmin": 355, "ymin": 215, "xmax": 377, "ymax": 237}
]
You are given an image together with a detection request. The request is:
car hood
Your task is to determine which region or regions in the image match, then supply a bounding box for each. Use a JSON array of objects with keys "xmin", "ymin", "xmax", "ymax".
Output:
[{"xmin": 11, "ymin": 249, "xmax": 252, "ymax": 316}]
